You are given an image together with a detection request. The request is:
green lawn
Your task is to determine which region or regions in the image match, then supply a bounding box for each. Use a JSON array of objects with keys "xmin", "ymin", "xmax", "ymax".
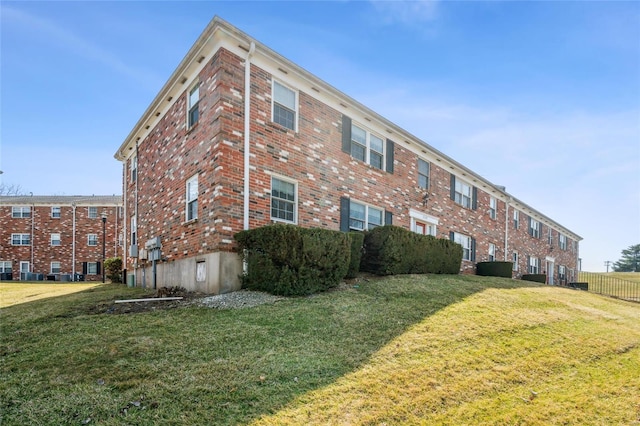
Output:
[{"xmin": 1, "ymin": 276, "xmax": 639, "ymax": 425}]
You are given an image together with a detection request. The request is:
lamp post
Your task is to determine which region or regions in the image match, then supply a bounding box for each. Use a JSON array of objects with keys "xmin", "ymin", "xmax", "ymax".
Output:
[{"xmin": 102, "ymin": 212, "xmax": 107, "ymax": 283}]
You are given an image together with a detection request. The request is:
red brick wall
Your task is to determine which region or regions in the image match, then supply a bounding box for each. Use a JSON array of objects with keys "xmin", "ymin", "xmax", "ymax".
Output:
[
  {"xmin": 0, "ymin": 204, "xmax": 121, "ymax": 281},
  {"xmin": 123, "ymin": 46, "xmax": 579, "ymax": 280}
]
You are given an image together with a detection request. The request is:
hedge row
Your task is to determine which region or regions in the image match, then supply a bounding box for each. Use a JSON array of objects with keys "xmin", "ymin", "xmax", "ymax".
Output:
[
  {"xmin": 476, "ymin": 261, "xmax": 513, "ymax": 278},
  {"xmin": 361, "ymin": 225, "xmax": 463, "ymax": 275},
  {"xmin": 522, "ymin": 274, "xmax": 547, "ymax": 283},
  {"xmin": 234, "ymin": 224, "xmax": 350, "ymax": 296}
]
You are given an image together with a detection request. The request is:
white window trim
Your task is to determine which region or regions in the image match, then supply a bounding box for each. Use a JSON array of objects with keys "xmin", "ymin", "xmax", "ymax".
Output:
[
  {"xmin": 11, "ymin": 206, "xmax": 31, "ymax": 218},
  {"xmin": 489, "ymin": 243, "xmax": 496, "ymax": 261},
  {"xmin": 454, "ymin": 179, "xmax": 472, "ymax": 209},
  {"xmin": 88, "ymin": 234, "xmax": 98, "ymax": 246},
  {"xmin": 51, "ymin": 233, "xmax": 61, "ymax": 246},
  {"xmin": 513, "ymin": 251, "xmax": 519, "ymax": 271},
  {"xmin": 349, "ymin": 200, "xmax": 385, "ymax": 231},
  {"xmin": 186, "ymin": 174, "xmax": 199, "ymax": 222},
  {"xmin": 489, "ymin": 197, "xmax": 497, "ymax": 220},
  {"xmin": 187, "ymin": 83, "xmax": 200, "ymax": 129},
  {"xmin": 50, "ymin": 261, "xmax": 61, "ymax": 274},
  {"xmin": 0, "ymin": 261, "xmax": 12, "ymax": 273},
  {"xmin": 559, "ymin": 234, "xmax": 567, "ymax": 251},
  {"xmin": 529, "ymin": 256, "xmax": 540, "ymax": 274},
  {"xmin": 270, "ymin": 175, "xmax": 298, "ymax": 224},
  {"xmin": 130, "ymin": 216, "xmax": 137, "ymax": 246},
  {"xmin": 514, "ymin": 210, "xmax": 520, "ymax": 228},
  {"xmin": 351, "ymin": 122, "xmax": 385, "ymax": 170},
  {"xmin": 11, "ymin": 233, "xmax": 30, "ymax": 246},
  {"xmin": 453, "ymin": 232, "xmax": 472, "ymax": 261},
  {"xmin": 87, "ymin": 262, "xmax": 98, "ymax": 275},
  {"xmin": 130, "ymin": 156, "xmax": 138, "ymax": 182},
  {"xmin": 51, "ymin": 206, "xmax": 61, "ymax": 218},
  {"xmin": 530, "ymin": 218, "xmax": 541, "ymax": 238},
  {"xmin": 88, "ymin": 206, "xmax": 98, "ymax": 219},
  {"xmin": 417, "ymin": 158, "xmax": 430, "ymax": 189},
  {"xmin": 272, "ymin": 80, "xmax": 298, "ymax": 132}
]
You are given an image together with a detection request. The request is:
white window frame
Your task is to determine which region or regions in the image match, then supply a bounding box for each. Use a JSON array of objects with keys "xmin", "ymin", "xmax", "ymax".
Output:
[
  {"xmin": 513, "ymin": 251, "xmax": 519, "ymax": 271},
  {"xmin": 11, "ymin": 233, "xmax": 30, "ymax": 246},
  {"xmin": 489, "ymin": 197, "xmax": 497, "ymax": 220},
  {"xmin": 270, "ymin": 176, "xmax": 298, "ymax": 224},
  {"xmin": 11, "ymin": 206, "xmax": 30, "ymax": 218},
  {"xmin": 188, "ymin": 83, "xmax": 200, "ymax": 128},
  {"xmin": 453, "ymin": 232, "xmax": 472, "ymax": 261},
  {"xmin": 87, "ymin": 262, "xmax": 98, "ymax": 275},
  {"xmin": 51, "ymin": 233, "xmax": 61, "ymax": 246},
  {"xmin": 88, "ymin": 234, "xmax": 98, "ymax": 246},
  {"xmin": 488, "ymin": 243, "xmax": 496, "ymax": 262},
  {"xmin": 418, "ymin": 159, "xmax": 430, "ymax": 189},
  {"xmin": 558, "ymin": 265, "xmax": 566, "ymax": 281},
  {"xmin": 51, "ymin": 206, "xmax": 61, "ymax": 218},
  {"xmin": 50, "ymin": 261, "xmax": 61, "ymax": 274},
  {"xmin": 514, "ymin": 210, "xmax": 520, "ymax": 229},
  {"xmin": 0, "ymin": 261, "xmax": 12, "ymax": 273},
  {"xmin": 186, "ymin": 174, "xmax": 199, "ymax": 222},
  {"xmin": 349, "ymin": 200, "xmax": 384, "ymax": 231},
  {"xmin": 130, "ymin": 216, "xmax": 137, "ymax": 246},
  {"xmin": 272, "ymin": 80, "xmax": 298, "ymax": 132},
  {"xmin": 559, "ymin": 234, "xmax": 567, "ymax": 251},
  {"xmin": 548, "ymin": 227, "xmax": 553, "ymax": 245},
  {"xmin": 88, "ymin": 207, "xmax": 98, "ymax": 219},
  {"xmin": 529, "ymin": 256, "xmax": 540, "ymax": 274},
  {"xmin": 454, "ymin": 179, "xmax": 472, "ymax": 209},
  {"xmin": 351, "ymin": 123, "xmax": 385, "ymax": 170},
  {"xmin": 530, "ymin": 218, "xmax": 540, "ymax": 238},
  {"xmin": 130, "ymin": 156, "xmax": 138, "ymax": 182}
]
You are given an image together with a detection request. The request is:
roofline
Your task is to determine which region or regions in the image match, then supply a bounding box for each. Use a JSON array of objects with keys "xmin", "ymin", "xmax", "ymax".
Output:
[{"xmin": 113, "ymin": 16, "xmax": 582, "ymax": 241}]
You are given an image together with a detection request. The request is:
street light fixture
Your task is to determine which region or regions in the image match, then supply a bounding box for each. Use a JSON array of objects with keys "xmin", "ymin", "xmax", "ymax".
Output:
[{"xmin": 102, "ymin": 211, "xmax": 107, "ymax": 283}]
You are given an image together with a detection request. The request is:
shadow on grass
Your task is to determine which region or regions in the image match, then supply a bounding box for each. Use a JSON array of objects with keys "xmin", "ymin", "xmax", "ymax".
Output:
[{"xmin": 0, "ymin": 275, "xmax": 542, "ymax": 425}]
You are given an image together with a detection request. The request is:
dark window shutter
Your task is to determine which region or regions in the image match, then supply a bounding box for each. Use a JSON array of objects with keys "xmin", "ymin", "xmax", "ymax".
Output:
[
  {"xmin": 450, "ymin": 174, "xmax": 456, "ymax": 201},
  {"xmin": 472, "ymin": 187, "xmax": 478, "ymax": 210},
  {"xmin": 471, "ymin": 238, "xmax": 476, "ymax": 262},
  {"xmin": 82, "ymin": 262, "xmax": 87, "ymax": 274},
  {"xmin": 385, "ymin": 139, "xmax": 395, "ymax": 174},
  {"xmin": 341, "ymin": 115, "xmax": 352, "ymax": 154},
  {"xmin": 385, "ymin": 210, "xmax": 393, "ymax": 225},
  {"xmin": 96, "ymin": 262, "xmax": 101, "ymax": 275},
  {"xmin": 449, "ymin": 231, "xmax": 455, "ymax": 242},
  {"xmin": 528, "ymin": 217, "xmax": 533, "ymax": 236},
  {"xmin": 539, "ymin": 223, "xmax": 544, "ymax": 240},
  {"xmin": 339, "ymin": 197, "xmax": 350, "ymax": 232}
]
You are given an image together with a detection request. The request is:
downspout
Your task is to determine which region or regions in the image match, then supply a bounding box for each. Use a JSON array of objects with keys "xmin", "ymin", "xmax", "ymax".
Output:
[
  {"xmin": 504, "ymin": 197, "xmax": 511, "ymax": 261},
  {"xmin": 30, "ymin": 202, "xmax": 34, "ymax": 274},
  {"xmin": 243, "ymin": 41, "xmax": 255, "ymax": 231},
  {"xmin": 122, "ymin": 162, "xmax": 128, "ymax": 282},
  {"xmin": 72, "ymin": 203, "xmax": 76, "ymax": 277}
]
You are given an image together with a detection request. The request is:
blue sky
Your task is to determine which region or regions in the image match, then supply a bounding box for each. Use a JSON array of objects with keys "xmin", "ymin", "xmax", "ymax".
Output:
[{"xmin": 1, "ymin": 1, "xmax": 639, "ymax": 272}]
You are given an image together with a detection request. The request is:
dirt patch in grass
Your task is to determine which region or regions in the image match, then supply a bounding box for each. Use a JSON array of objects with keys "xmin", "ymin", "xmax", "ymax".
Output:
[{"xmin": 85, "ymin": 287, "xmax": 206, "ymax": 315}]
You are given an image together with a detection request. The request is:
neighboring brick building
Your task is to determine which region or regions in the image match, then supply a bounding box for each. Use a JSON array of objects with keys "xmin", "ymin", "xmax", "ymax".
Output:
[
  {"xmin": 114, "ymin": 17, "xmax": 581, "ymax": 294},
  {"xmin": 0, "ymin": 196, "xmax": 122, "ymax": 281}
]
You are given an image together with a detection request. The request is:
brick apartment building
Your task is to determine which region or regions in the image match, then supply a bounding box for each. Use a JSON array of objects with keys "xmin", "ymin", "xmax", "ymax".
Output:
[
  {"xmin": 114, "ymin": 17, "xmax": 581, "ymax": 294},
  {"xmin": 0, "ymin": 196, "xmax": 122, "ymax": 281}
]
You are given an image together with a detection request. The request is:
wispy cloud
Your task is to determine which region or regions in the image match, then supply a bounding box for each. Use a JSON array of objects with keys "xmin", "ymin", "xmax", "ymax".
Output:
[
  {"xmin": 369, "ymin": 0, "xmax": 439, "ymax": 25},
  {"xmin": 1, "ymin": 5, "xmax": 162, "ymax": 89}
]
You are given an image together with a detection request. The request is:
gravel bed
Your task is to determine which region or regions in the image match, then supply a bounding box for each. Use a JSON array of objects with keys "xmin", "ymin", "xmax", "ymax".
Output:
[{"xmin": 197, "ymin": 289, "xmax": 285, "ymax": 309}]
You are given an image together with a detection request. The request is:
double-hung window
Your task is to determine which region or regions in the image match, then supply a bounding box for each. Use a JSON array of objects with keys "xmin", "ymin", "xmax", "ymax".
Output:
[
  {"xmin": 130, "ymin": 216, "xmax": 137, "ymax": 246},
  {"xmin": 513, "ymin": 251, "xmax": 519, "ymax": 271},
  {"xmin": 186, "ymin": 174, "xmax": 198, "ymax": 221},
  {"xmin": 131, "ymin": 156, "xmax": 138, "ymax": 182},
  {"xmin": 489, "ymin": 197, "xmax": 497, "ymax": 219},
  {"xmin": 529, "ymin": 218, "xmax": 540, "ymax": 238},
  {"xmin": 528, "ymin": 256, "xmax": 540, "ymax": 274},
  {"xmin": 349, "ymin": 201, "xmax": 383, "ymax": 231},
  {"xmin": 87, "ymin": 262, "xmax": 98, "ymax": 275},
  {"xmin": 453, "ymin": 232, "xmax": 473, "ymax": 261},
  {"xmin": 454, "ymin": 179, "xmax": 473, "ymax": 209},
  {"xmin": 188, "ymin": 84, "xmax": 200, "ymax": 128},
  {"xmin": 51, "ymin": 233, "xmax": 61, "ymax": 246},
  {"xmin": 418, "ymin": 159, "xmax": 430, "ymax": 189},
  {"xmin": 351, "ymin": 124, "xmax": 384, "ymax": 170},
  {"xmin": 12, "ymin": 206, "xmax": 30, "ymax": 218},
  {"xmin": 11, "ymin": 234, "xmax": 30, "ymax": 246},
  {"xmin": 51, "ymin": 207, "xmax": 61, "ymax": 218},
  {"xmin": 514, "ymin": 210, "xmax": 519, "ymax": 229},
  {"xmin": 488, "ymin": 243, "xmax": 496, "ymax": 262},
  {"xmin": 558, "ymin": 265, "xmax": 566, "ymax": 282},
  {"xmin": 0, "ymin": 261, "xmax": 12, "ymax": 273},
  {"xmin": 51, "ymin": 262, "xmax": 61, "ymax": 274},
  {"xmin": 559, "ymin": 234, "xmax": 567, "ymax": 251},
  {"xmin": 88, "ymin": 207, "xmax": 98, "ymax": 219},
  {"xmin": 271, "ymin": 177, "xmax": 297, "ymax": 223},
  {"xmin": 273, "ymin": 81, "xmax": 297, "ymax": 131},
  {"xmin": 548, "ymin": 228, "xmax": 553, "ymax": 245},
  {"xmin": 88, "ymin": 234, "xmax": 98, "ymax": 246}
]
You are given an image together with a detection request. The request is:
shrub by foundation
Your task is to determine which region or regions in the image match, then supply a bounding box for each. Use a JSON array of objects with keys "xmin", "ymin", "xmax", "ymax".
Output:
[
  {"xmin": 346, "ymin": 232, "xmax": 365, "ymax": 279},
  {"xmin": 476, "ymin": 261, "xmax": 513, "ymax": 278},
  {"xmin": 361, "ymin": 225, "xmax": 462, "ymax": 276},
  {"xmin": 522, "ymin": 274, "xmax": 547, "ymax": 283},
  {"xmin": 235, "ymin": 224, "xmax": 350, "ymax": 296}
]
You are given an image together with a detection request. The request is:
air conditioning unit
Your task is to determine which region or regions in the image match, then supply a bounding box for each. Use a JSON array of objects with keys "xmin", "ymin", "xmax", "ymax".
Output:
[
  {"xmin": 145, "ymin": 236, "xmax": 161, "ymax": 250},
  {"xmin": 129, "ymin": 244, "xmax": 138, "ymax": 257}
]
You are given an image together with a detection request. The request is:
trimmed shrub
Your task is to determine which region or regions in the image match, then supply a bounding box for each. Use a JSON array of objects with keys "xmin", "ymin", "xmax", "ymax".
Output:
[
  {"xmin": 522, "ymin": 274, "xmax": 547, "ymax": 283},
  {"xmin": 235, "ymin": 224, "xmax": 350, "ymax": 296},
  {"xmin": 105, "ymin": 257, "xmax": 123, "ymax": 283},
  {"xmin": 361, "ymin": 225, "xmax": 463, "ymax": 276},
  {"xmin": 476, "ymin": 261, "xmax": 513, "ymax": 278},
  {"xmin": 346, "ymin": 232, "xmax": 365, "ymax": 279}
]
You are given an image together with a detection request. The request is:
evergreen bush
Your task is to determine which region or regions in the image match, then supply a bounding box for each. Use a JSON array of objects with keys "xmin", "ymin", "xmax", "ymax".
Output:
[
  {"xmin": 476, "ymin": 261, "xmax": 514, "ymax": 278},
  {"xmin": 346, "ymin": 232, "xmax": 365, "ymax": 279},
  {"xmin": 522, "ymin": 274, "xmax": 547, "ymax": 283}
]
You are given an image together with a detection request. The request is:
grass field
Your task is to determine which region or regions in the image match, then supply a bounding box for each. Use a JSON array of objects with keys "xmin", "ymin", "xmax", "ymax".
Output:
[
  {"xmin": 1, "ymin": 276, "xmax": 639, "ymax": 425},
  {"xmin": 0, "ymin": 282, "xmax": 102, "ymax": 308}
]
